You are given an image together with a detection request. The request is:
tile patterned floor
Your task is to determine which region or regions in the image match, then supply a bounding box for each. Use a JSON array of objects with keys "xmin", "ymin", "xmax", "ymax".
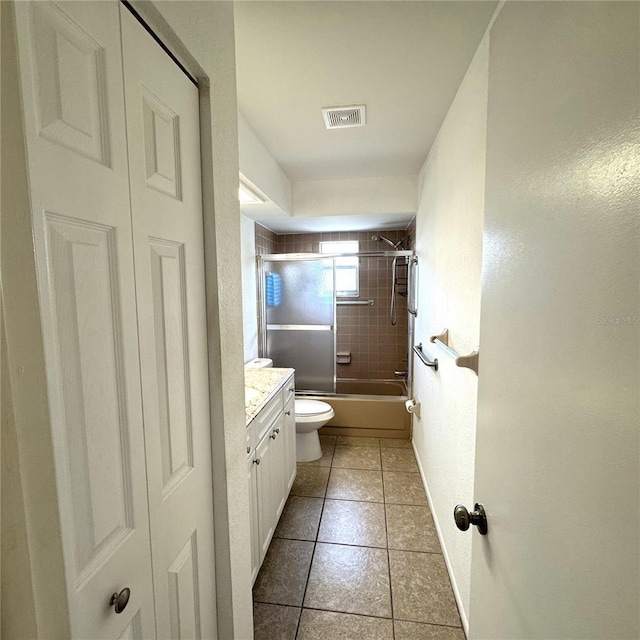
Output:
[{"xmin": 252, "ymin": 436, "xmax": 465, "ymax": 640}]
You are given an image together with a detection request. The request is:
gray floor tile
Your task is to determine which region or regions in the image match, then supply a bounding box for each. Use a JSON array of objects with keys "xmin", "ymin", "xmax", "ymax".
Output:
[
  {"xmin": 332, "ymin": 445, "xmax": 381, "ymax": 470},
  {"xmin": 291, "ymin": 466, "xmax": 330, "ymax": 498},
  {"xmin": 326, "ymin": 468, "xmax": 384, "ymax": 502},
  {"xmin": 380, "ymin": 438, "xmax": 413, "ymax": 449},
  {"xmin": 394, "ymin": 620, "xmax": 466, "ymax": 640},
  {"xmin": 304, "ymin": 543, "xmax": 392, "ymax": 618},
  {"xmin": 319, "ymin": 435, "xmax": 337, "ymax": 445},
  {"xmin": 274, "ymin": 496, "xmax": 324, "ymax": 541},
  {"xmin": 253, "ymin": 538, "xmax": 314, "ymax": 607},
  {"xmin": 253, "ymin": 602, "xmax": 300, "ymax": 640},
  {"xmin": 381, "ymin": 447, "xmax": 419, "ymax": 472},
  {"xmin": 298, "ymin": 609, "xmax": 394, "ymax": 640},
  {"xmin": 298, "ymin": 440, "xmax": 335, "ymax": 467},
  {"xmin": 383, "ymin": 471, "xmax": 427, "ymax": 505},
  {"xmin": 389, "ymin": 550, "xmax": 461, "ymax": 627},
  {"xmin": 386, "ymin": 504, "xmax": 440, "ymax": 552},
  {"xmin": 336, "ymin": 436, "xmax": 380, "ymax": 448},
  {"xmin": 318, "ymin": 499, "xmax": 387, "ymax": 548}
]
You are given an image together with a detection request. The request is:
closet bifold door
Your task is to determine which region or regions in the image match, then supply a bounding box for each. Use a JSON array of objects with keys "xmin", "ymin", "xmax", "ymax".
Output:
[
  {"xmin": 13, "ymin": 1, "xmax": 156, "ymax": 638},
  {"xmin": 120, "ymin": 7, "xmax": 217, "ymax": 640}
]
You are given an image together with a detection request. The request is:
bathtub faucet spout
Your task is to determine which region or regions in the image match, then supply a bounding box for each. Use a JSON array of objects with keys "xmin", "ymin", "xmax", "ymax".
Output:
[{"xmin": 394, "ymin": 370, "xmax": 408, "ymax": 378}]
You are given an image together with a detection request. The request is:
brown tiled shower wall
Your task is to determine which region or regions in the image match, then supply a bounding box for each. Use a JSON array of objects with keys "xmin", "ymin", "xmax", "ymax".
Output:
[{"xmin": 255, "ymin": 226, "xmax": 413, "ymax": 380}]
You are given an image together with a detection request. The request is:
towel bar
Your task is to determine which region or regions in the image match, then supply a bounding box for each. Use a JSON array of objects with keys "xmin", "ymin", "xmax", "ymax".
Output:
[
  {"xmin": 429, "ymin": 328, "xmax": 480, "ymax": 375},
  {"xmin": 336, "ymin": 299, "xmax": 374, "ymax": 306}
]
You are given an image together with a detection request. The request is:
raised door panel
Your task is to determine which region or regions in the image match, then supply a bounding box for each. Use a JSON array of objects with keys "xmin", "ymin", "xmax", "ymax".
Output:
[
  {"xmin": 14, "ymin": 2, "xmax": 155, "ymax": 637},
  {"xmin": 121, "ymin": 7, "xmax": 217, "ymax": 639},
  {"xmin": 46, "ymin": 217, "xmax": 134, "ymax": 580},
  {"xmin": 167, "ymin": 535, "xmax": 201, "ymax": 639},
  {"xmin": 149, "ymin": 239, "xmax": 194, "ymax": 496}
]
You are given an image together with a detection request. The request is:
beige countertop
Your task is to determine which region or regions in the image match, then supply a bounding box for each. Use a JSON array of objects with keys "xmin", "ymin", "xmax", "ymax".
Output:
[{"xmin": 244, "ymin": 367, "xmax": 294, "ymax": 426}]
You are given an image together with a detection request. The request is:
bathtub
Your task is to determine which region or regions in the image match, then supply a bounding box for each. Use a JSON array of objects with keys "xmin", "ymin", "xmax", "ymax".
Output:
[{"xmin": 299, "ymin": 378, "xmax": 411, "ymax": 440}]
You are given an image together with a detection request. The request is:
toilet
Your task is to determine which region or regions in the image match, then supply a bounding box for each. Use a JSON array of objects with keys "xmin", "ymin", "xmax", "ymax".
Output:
[{"xmin": 295, "ymin": 399, "xmax": 335, "ymax": 462}]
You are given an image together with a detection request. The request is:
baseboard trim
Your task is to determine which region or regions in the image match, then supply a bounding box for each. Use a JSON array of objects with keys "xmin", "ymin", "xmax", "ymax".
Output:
[{"xmin": 411, "ymin": 440, "xmax": 469, "ymax": 637}]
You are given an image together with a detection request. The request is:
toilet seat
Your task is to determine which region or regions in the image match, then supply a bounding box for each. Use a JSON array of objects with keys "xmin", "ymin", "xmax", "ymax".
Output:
[{"xmin": 295, "ymin": 399, "xmax": 332, "ymax": 417}]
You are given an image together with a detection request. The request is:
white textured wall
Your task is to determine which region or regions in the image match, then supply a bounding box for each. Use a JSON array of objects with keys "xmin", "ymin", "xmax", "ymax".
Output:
[
  {"xmin": 238, "ymin": 112, "xmax": 292, "ymax": 214},
  {"xmin": 241, "ymin": 215, "xmax": 259, "ymax": 363},
  {"xmin": 293, "ymin": 175, "xmax": 418, "ymax": 218},
  {"xmin": 412, "ymin": 37, "xmax": 488, "ymax": 631}
]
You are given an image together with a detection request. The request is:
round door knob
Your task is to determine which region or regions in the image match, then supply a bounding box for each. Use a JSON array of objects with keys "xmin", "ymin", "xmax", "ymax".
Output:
[
  {"xmin": 454, "ymin": 503, "xmax": 488, "ymax": 535},
  {"xmin": 110, "ymin": 587, "xmax": 131, "ymax": 614}
]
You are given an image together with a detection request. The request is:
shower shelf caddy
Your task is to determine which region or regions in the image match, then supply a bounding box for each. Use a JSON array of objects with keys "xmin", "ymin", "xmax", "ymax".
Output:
[{"xmin": 429, "ymin": 328, "xmax": 480, "ymax": 375}]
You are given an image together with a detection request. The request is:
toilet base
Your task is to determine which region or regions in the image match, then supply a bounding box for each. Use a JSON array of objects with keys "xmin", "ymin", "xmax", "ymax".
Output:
[{"xmin": 296, "ymin": 431, "xmax": 322, "ymax": 462}]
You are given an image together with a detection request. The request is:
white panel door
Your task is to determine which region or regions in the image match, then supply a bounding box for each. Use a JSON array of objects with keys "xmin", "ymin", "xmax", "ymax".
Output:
[
  {"xmin": 469, "ymin": 3, "xmax": 639, "ymax": 638},
  {"xmin": 14, "ymin": 2, "xmax": 155, "ymax": 637},
  {"xmin": 120, "ymin": 8, "xmax": 217, "ymax": 639}
]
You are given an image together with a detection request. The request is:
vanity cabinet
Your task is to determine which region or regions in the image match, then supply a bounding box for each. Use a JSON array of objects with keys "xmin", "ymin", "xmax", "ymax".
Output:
[{"xmin": 247, "ymin": 374, "xmax": 296, "ymax": 583}]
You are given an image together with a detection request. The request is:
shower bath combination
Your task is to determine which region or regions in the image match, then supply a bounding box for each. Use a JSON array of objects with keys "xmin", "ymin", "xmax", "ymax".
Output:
[{"xmin": 257, "ymin": 241, "xmax": 418, "ymax": 439}]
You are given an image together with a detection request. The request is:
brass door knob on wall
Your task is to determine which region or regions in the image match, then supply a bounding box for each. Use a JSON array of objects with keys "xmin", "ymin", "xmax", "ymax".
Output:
[{"xmin": 454, "ymin": 503, "xmax": 488, "ymax": 535}]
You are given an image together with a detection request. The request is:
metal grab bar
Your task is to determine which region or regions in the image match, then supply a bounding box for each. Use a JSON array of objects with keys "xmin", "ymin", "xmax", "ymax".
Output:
[
  {"xmin": 408, "ymin": 256, "xmax": 418, "ymax": 317},
  {"xmin": 413, "ymin": 343, "xmax": 438, "ymax": 371},
  {"xmin": 429, "ymin": 329, "xmax": 479, "ymax": 375},
  {"xmin": 336, "ymin": 299, "xmax": 374, "ymax": 306}
]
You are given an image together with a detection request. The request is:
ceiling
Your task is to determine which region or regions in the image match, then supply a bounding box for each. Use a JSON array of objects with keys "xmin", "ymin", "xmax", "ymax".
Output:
[{"xmin": 234, "ymin": 1, "xmax": 497, "ymax": 186}]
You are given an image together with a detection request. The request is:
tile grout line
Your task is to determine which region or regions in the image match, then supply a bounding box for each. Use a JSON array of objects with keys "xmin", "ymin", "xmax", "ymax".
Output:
[
  {"xmin": 382, "ymin": 463, "xmax": 396, "ymax": 640},
  {"xmin": 293, "ymin": 443, "xmax": 334, "ymax": 639}
]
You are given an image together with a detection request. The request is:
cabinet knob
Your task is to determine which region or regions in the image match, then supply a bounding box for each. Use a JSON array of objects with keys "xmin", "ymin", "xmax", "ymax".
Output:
[
  {"xmin": 271, "ymin": 433, "xmax": 277, "ymax": 439},
  {"xmin": 109, "ymin": 587, "xmax": 131, "ymax": 614},
  {"xmin": 275, "ymin": 428, "xmax": 280, "ymax": 434},
  {"xmin": 288, "ymin": 387, "xmax": 294, "ymax": 393},
  {"xmin": 285, "ymin": 411, "xmax": 291, "ymax": 416},
  {"xmin": 254, "ymin": 458, "xmax": 260, "ymax": 465}
]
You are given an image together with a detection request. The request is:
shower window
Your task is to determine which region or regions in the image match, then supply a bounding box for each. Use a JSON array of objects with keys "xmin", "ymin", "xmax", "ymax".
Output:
[{"xmin": 320, "ymin": 240, "xmax": 359, "ymax": 297}]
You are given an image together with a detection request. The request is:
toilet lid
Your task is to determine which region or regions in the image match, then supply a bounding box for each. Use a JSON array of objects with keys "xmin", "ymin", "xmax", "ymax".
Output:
[{"xmin": 295, "ymin": 399, "xmax": 332, "ymax": 416}]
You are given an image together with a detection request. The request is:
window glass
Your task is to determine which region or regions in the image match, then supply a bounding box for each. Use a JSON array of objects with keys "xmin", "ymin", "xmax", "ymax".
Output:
[{"xmin": 320, "ymin": 241, "xmax": 359, "ymax": 297}]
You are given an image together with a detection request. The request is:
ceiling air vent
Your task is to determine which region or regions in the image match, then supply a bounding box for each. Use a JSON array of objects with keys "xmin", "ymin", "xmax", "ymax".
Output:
[{"xmin": 322, "ymin": 105, "xmax": 366, "ymax": 130}]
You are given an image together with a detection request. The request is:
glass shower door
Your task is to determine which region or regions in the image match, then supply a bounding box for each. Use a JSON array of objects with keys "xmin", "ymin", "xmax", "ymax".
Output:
[{"xmin": 263, "ymin": 258, "xmax": 335, "ymax": 392}]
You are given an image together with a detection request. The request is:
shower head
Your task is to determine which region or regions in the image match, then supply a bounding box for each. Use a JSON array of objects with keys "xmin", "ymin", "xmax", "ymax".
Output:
[{"xmin": 371, "ymin": 235, "xmax": 406, "ymax": 250}]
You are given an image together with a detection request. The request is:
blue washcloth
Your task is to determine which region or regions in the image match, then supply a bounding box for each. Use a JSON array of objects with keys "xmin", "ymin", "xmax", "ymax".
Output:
[{"xmin": 266, "ymin": 273, "xmax": 282, "ymax": 306}]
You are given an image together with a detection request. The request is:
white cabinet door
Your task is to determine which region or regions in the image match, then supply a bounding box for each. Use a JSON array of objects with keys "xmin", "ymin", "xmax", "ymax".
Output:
[
  {"xmin": 283, "ymin": 393, "xmax": 297, "ymax": 494},
  {"xmin": 13, "ymin": 2, "xmax": 155, "ymax": 636},
  {"xmin": 247, "ymin": 454, "xmax": 260, "ymax": 585},
  {"xmin": 120, "ymin": 8, "xmax": 217, "ymax": 639},
  {"xmin": 271, "ymin": 413, "xmax": 287, "ymax": 520},
  {"xmin": 255, "ymin": 432, "xmax": 277, "ymax": 562}
]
